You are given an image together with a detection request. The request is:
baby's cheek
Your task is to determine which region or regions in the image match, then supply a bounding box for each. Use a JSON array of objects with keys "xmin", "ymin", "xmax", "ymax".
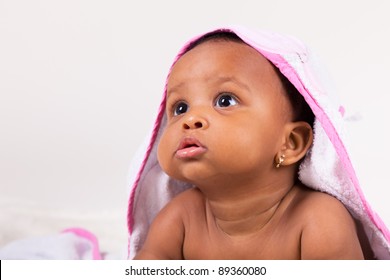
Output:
[
  {"xmin": 157, "ymin": 131, "xmax": 173, "ymax": 173},
  {"xmin": 157, "ymin": 136, "xmax": 167, "ymax": 168}
]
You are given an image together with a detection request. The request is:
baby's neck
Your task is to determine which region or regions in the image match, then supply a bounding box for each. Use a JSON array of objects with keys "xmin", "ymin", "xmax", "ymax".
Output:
[{"xmin": 202, "ymin": 179, "xmax": 297, "ymax": 236}]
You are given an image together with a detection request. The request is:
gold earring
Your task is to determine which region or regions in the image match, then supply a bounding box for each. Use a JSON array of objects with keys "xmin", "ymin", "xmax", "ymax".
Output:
[{"xmin": 276, "ymin": 154, "xmax": 285, "ymax": 168}]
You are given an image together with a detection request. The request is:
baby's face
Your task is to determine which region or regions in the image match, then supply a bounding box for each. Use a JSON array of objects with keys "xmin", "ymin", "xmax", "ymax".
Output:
[{"xmin": 157, "ymin": 40, "xmax": 293, "ymax": 187}]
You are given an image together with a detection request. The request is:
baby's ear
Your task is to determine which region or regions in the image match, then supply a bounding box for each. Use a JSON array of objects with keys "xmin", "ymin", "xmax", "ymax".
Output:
[{"xmin": 278, "ymin": 122, "xmax": 313, "ymax": 166}]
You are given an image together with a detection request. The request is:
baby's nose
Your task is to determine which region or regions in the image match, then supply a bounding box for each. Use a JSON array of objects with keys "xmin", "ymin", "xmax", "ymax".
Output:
[{"xmin": 182, "ymin": 114, "xmax": 209, "ymax": 130}]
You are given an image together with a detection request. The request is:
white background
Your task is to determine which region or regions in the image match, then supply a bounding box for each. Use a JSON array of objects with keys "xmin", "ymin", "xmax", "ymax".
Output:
[{"xmin": 1, "ymin": 0, "xmax": 389, "ymax": 257}]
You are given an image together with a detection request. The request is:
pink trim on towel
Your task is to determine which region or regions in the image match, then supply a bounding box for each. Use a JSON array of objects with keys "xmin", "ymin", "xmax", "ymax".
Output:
[
  {"xmin": 127, "ymin": 95, "xmax": 166, "ymax": 227},
  {"xmin": 62, "ymin": 228, "xmax": 102, "ymax": 260},
  {"xmin": 127, "ymin": 90, "xmax": 167, "ymax": 257}
]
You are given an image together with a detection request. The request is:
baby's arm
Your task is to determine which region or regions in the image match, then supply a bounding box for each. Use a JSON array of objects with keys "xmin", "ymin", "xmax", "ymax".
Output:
[
  {"xmin": 300, "ymin": 194, "xmax": 364, "ymax": 259},
  {"xmin": 133, "ymin": 198, "xmax": 185, "ymax": 260}
]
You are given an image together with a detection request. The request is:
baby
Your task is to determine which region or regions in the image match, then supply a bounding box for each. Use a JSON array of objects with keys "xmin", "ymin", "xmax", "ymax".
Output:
[{"xmin": 133, "ymin": 31, "xmax": 364, "ymax": 260}]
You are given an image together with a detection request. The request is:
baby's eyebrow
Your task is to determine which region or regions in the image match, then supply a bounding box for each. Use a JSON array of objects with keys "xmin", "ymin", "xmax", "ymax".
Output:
[
  {"xmin": 167, "ymin": 82, "xmax": 185, "ymax": 96},
  {"xmin": 215, "ymin": 76, "xmax": 250, "ymax": 91},
  {"xmin": 167, "ymin": 81, "xmax": 186, "ymax": 97},
  {"xmin": 166, "ymin": 76, "xmax": 250, "ymax": 96}
]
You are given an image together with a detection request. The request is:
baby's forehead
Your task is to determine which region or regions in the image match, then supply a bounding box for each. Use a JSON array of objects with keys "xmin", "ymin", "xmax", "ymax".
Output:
[{"xmin": 169, "ymin": 40, "xmax": 277, "ymax": 84}]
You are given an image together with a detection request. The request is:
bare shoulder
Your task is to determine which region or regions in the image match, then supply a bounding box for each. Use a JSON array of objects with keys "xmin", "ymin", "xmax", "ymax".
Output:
[
  {"xmin": 152, "ymin": 187, "xmax": 204, "ymax": 218},
  {"xmin": 292, "ymin": 186, "xmax": 364, "ymax": 259},
  {"xmin": 174, "ymin": 186, "xmax": 205, "ymax": 203},
  {"xmin": 294, "ymin": 187, "xmax": 349, "ymax": 217},
  {"xmin": 133, "ymin": 187, "xmax": 202, "ymax": 260}
]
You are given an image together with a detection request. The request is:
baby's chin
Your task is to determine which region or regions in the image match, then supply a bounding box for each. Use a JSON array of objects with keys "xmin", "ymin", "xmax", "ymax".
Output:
[{"xmin": 160, "ymin": 165, "xmax": 207, "ymax": 187}]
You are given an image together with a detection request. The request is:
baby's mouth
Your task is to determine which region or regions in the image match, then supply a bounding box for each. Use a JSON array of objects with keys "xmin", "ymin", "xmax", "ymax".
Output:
[{"xmin": 176, "ymin": 137, "xmax": 207, "ymax": 159}]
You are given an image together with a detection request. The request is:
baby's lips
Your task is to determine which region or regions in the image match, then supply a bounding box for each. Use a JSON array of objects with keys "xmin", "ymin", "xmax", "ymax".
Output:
[
  {"xmin": 176, "ymin": 146, "xmax": 207, "ymax": 159},
  {"xmin": 175, "ymin": 136, "xmax": 207, "ymax": 159}
]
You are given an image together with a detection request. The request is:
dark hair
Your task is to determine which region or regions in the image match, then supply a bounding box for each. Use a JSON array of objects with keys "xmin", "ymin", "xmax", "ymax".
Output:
[
  {"xmin": 275, "ymin": 67, "xmax": 315, "ymax": 128},
  {"xmin": 185, "ymin": 29, "xmax": 245, "ymax": 52},
  {"xmin": 183, "ymin": 30, "xmax": 315, "ymax": 128}
]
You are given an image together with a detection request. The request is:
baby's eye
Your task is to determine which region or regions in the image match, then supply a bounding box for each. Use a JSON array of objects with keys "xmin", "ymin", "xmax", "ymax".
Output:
[
  {"xmin": 173, "ymin": 101, "xmax": 188, "ymax": 116},
  {"xmin": 215, "ymin": 94, "xmax": 238, "ymax": 108}
]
